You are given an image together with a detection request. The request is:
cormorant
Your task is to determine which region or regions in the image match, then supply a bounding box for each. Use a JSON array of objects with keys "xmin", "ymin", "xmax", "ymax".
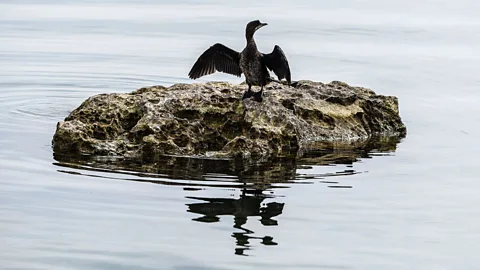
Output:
[{"xmin": 188, "ymin": 20, "xmax": 291, "ymax": 102}]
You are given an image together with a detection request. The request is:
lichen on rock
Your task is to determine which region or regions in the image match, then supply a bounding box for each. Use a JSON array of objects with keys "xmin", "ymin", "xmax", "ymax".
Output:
[{"xmin": 52, "ymin": 80, "xmax": 406, "ymax": 160}]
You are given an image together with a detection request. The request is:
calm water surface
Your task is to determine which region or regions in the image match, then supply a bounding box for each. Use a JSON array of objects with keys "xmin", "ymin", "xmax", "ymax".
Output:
[{"xmin": 1, "ymin": 1, "xmax": 480, "ymax": 269}]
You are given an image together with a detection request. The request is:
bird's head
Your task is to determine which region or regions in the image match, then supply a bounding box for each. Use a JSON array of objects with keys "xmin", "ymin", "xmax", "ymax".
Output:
[{"xmin": 245, "ymin": 20, "xmax": 268, "ymax": 40}]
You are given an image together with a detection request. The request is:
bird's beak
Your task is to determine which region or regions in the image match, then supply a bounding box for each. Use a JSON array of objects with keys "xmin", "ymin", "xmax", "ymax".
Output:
[{"xmin": 257, "ymin": 23, "xmax": 268, "ymax": 30}]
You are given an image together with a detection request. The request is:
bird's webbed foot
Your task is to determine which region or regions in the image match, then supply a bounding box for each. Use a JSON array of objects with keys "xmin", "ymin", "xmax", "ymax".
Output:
[
  {"xmin": 242, "ymin": 90, "xmax": 254, "ymax": 100},
  {"xmin": 252, "ymin": 90, "xmax": 263, "ymax": 103}
]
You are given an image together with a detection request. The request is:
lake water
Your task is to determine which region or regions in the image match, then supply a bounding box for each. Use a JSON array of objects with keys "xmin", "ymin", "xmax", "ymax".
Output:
[{"xmin": 1, "ymin": 1, "xmax": 480, "ymax": 269}]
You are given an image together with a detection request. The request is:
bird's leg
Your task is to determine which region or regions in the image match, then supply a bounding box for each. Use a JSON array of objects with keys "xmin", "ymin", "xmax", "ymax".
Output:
[
  {"xmin": 252, "ymin": 86, "xmax": 263, "ymax": 102},
  {"xmin": 242, "ymin": 84, "xmax": 254, "ymax": 100}
]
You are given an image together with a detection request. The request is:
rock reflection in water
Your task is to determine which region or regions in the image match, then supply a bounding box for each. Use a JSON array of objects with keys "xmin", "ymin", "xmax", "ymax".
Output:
[
  {"xmin": 186, "ymin": 188, "xmax": 284, "ymax": 256},
  {"xmin": 52, "ymin": 136, "xmax": 400, "ymax": 256},
  {"xmin": 52, "ymin": 135, "xmax": 401, "ymax": 185}
]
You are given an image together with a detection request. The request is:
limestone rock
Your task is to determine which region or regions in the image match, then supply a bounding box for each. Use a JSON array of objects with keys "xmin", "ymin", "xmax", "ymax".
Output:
[{"xmin": 52, "ymin": 80, "xmax": 406, "ymax": 160}]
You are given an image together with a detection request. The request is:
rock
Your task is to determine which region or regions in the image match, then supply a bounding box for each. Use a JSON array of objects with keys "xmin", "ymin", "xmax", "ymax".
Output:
[{"xmin": 52, "ymin": 80, "xmax": 406, "ymax": 161}]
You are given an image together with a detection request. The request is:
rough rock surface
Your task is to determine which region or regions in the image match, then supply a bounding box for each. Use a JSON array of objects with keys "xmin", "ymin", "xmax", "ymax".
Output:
[{"xmin": 52, "ymin": 80, "xmax": 406, "ymax": 160}]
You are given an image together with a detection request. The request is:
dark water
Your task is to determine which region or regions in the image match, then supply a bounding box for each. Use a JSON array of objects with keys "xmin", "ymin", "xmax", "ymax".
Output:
[{"xmin": 1, "ymin": 1, "xmax": 480, "ymax": 269}]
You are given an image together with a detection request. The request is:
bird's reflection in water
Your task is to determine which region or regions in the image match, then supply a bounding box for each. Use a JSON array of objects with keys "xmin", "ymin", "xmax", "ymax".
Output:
[{"xmin": 186, "ymin": 187, "xmax": 284, "ymax": 256}]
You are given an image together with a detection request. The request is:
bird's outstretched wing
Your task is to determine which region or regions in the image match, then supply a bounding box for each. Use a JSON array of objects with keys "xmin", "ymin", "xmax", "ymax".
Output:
[
  {"xmin": 188, "ymin": 43, "xmax": 242, "ymax": 79},
  {"xmin": 262, "ymin": 45, "xmax": 291, "ymax": 85}
]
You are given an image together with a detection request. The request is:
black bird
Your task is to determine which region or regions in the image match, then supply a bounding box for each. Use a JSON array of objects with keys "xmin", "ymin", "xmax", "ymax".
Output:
[{"xmin": 188, "ymin": 20, "xmax": 291, "ymax": 102}]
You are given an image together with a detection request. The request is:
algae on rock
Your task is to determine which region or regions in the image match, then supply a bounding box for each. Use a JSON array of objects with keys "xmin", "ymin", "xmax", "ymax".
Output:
[{"xmin": 52, "ymin": 80, "xmax": 406, "ymax": 160}]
